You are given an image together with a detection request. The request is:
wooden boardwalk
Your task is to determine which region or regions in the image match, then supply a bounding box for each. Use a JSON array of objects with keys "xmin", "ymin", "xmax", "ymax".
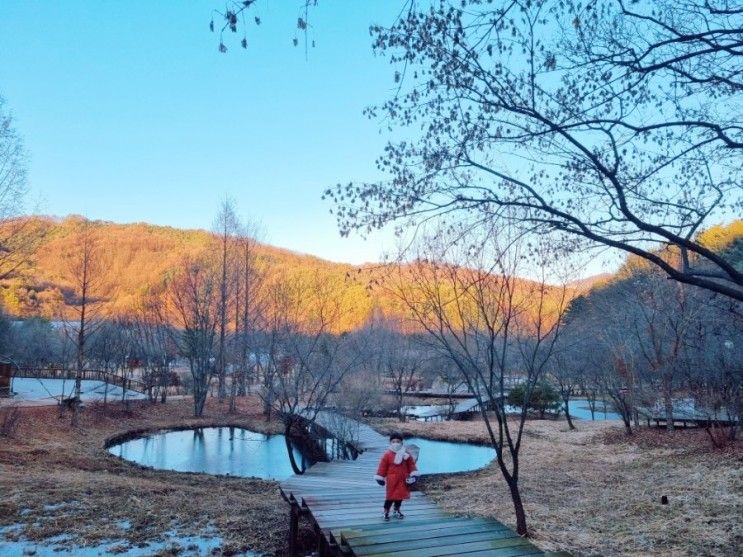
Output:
[
  {"xmin": 402, "ymin": 397, "xmax": 490, "ymax": 422},
  {"xmin": 13, "ymin": 368, "xmax": 148, "ymax": 394},
  {"xmin": 279, "ymin": 413, "xmax": 559, "ymax": 557}
]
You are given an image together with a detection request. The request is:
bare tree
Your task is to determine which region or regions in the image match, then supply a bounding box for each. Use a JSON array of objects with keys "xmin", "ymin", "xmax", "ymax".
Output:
[
  {"xmin": 379, "ymin": 335, "xmax": 425, "ymax": 422},
  {"xmin": 61, "ymin": 219, "xmax": 106, "ymax": 425},
  {"xmin": 363, "ymin": 320, "xmax": 423, "ymax": 422},
  {"xmin": 388, "ymin": 226, "xmax": 569, "ymax": 535},
  {"xmin": 434, "ymin": 358, "xmax": 468, "ymax": 420},
  {"xmin": 132, "ymin": 294, "xmax": 176, "ymax": 403},
  {"xmin": 168, "ymin": 259, "xmax": 219, "ymax": 417},
  {"xmin": 7, "ymin": 318, "xmax": 61, "ymax": 370},
  {"xmin": 577, "ymin": 284, "xmax": 643, "ymax": 434},
  {"xmin": 0, "ymin": 95, "xmax": 32, "ymax": 280},
  {"xmin": 213, "ymin": 198, "xmax": 240, "ymax": 402},
  {"xmin": 628, "ymin": 272, "xmax": 705, "ymax": 430},
  {"xmin": 88, "ymin": 319, "xmax": 135, "ymax": 406},
  {"xmin": 229, "ymin": 220, "xmax": 265, "ymax": 412},
  {"xmin": 548, "ymin": 339, "xmax": 587, "ymax": 431},
  {"xmin": 263, "ymin": 271, "xmax": 360, "ymax": 474},
  {"xmin": 325, "ymin": 0, "xmax": 743, "ymax": 301}
]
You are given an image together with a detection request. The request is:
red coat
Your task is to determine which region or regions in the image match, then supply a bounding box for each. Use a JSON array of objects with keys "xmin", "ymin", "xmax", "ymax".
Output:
[{"xmin": 375, "ymin": 449, "xmax": 419, "ymax": 500}]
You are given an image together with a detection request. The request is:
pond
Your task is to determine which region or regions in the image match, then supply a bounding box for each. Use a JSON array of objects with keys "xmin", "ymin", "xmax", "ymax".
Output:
[
  {"xmin": 9, "ymin": 377, "xmax": 146, "ymax": 402},
  {"xmin": 404, "ymin": 437, "xmax": 496, "ymax": 474},
  {"xmin": 403, "ymin": 399, "xmax": 622, "ymax": 421},
  {"xmin": 567, "ymin": 399, "xmax": 622, "ymax": 421},
  {"xmin": 108, "ymin": 426, "xmax": 312, "ymax": 481}
]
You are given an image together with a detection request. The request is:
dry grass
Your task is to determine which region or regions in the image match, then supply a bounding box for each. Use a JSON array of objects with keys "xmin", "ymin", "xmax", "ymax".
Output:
[
  {"xmin": 371, "ymin": 417, "xmax": 743, "ymax": 556},
  {"xmin": 0, "ymin": 397, "xmax": 291, "ymax": 556}
]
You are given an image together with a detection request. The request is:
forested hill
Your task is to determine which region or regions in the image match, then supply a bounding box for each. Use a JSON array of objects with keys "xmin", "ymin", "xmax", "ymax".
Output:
[
  {"xmin": 0, "ymin": 215, "xmax": 370, "ymax": 329},
  {"xmin": 611, "ymin": 220, "xmax": 743, "ymax": 280},
  {"xmin": 3, "ymin": 216, "xmax": 738, "ymax": 331},
  {"xmin": 2, "ymin": 215, "xmax": 554, "ymax": 331},
  {"xmin": 566, "ymin": 220, "xmax": 743, "ymax": 320}
]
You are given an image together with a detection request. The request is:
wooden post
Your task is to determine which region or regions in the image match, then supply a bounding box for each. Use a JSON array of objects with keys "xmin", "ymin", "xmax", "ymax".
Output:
[
  {"xmin": 289, "ymin": 500, "xmax": 300, "ymax": 557},
  {"xmin": 315, "ymin": 524, "xmax": 328, "ymax": 557},
  {"xmin": 0, "ymin": 362, "xmax": 11, "ymax": 397}
]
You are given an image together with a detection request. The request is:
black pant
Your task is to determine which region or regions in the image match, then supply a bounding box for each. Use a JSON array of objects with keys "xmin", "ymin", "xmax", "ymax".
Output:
[{"xmin": 383, "ymin": 499, "xmax": 402, "ymax": 511}]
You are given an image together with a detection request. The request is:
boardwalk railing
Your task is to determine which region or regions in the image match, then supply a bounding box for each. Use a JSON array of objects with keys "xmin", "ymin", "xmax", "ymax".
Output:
[
  {"xmin": 280, "ymin": 412, "xmax": 564, "ymax": 557},
  {"xmin": 402, "ymin": 396, "xmax": 492, "ymax": 422},
  {"xmin": 14, "ymin": 368, "xmax": 148, "ymax": 395},
  {"xmin": 637, "ymin": 406, "xmax": 738, "ymax": 429}
]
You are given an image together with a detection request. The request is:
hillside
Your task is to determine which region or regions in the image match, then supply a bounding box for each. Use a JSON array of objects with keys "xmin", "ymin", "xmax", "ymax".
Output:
[
  {"xmin": 0, "ymin": 216, "xmax": 371, "ymax": 330},
  {"xmin": 608, "ymin": 220, "xmax": 743, "ymax": 282},
  {"xmin": 0, "ymin": 216, "xmax": 597, "ymax": 332}
]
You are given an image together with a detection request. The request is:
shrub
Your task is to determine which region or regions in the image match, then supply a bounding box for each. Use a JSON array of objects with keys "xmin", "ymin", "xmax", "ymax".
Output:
[{"xmin": 507, "ymin": 382, "xmax": 561, "ymax": 418}]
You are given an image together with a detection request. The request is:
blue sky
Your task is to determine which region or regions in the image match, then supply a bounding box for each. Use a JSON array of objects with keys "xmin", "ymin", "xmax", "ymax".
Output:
[{"xmin": 0, "ymin": 1, "xmax": 404, "ymax": 264}]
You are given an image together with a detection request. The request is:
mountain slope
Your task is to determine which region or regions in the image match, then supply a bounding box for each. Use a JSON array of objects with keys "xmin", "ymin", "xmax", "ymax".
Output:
[{"xmin": 4, "ymin": 215, "xmax": 695, "ymax": 331}]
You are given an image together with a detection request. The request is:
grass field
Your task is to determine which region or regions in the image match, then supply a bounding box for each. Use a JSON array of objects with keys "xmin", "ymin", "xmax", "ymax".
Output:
[
  {"xmin": 1, "ymin": 398, "xmax": 740, "ymax": 556},
  {"xmin": 0, "ymin": 398, "xmax": 291, "ymax": 556},
  {"xmin": 372, "ymin": 417, "xmax": 743, "ymax": 556}
]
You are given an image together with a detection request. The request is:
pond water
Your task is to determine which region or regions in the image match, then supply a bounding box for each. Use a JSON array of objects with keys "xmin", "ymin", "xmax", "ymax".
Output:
[
  {"xmin": 567, "ymin": 399, "xmax": 622, "ymax": 421},
  {"xmin": 9, "ymin": 378, "xmax": 146, "ymax": 402},
  {"xmin": 108, "ymin": 426, "xmax": 311, "ymax": 481},
  {"xmin": 404, "ymin": 437, "xmax": 496, "ymax": 474},
  {"xmin": 404, "ymin": 399, "xmax": 622, "ymax": 421}
]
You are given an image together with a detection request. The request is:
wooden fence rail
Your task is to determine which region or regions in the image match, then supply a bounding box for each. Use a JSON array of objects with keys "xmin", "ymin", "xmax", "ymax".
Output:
[{"xmin": 13, "ymin": 368, "xmax": 148, "ymax": 394}]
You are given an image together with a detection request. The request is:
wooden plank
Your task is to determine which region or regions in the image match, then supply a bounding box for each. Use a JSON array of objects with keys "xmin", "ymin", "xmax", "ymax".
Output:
[
  {"xmin": 346, "ymin": 521, "xmax": 511, "ymax": 547},
  {"xmin": 312, "ymin": 506, "xmax": 441, "ymax": 522},
  {"xmin": 359, "ymin": 536, "xmax": 532, "ymax": 557},
  {"xmin": 340, "ymin": 518, "xmax": 493, "ymax": 540},
  {"xmin": 304, "ymin": 491, "xmax": 425, "ymax": 502},
  {"xmin": 316, "ymin": 508, "xmax": 449, "ymax": 525},
  {"xmin": 303, "ymin": 493, "xmax": 409, "ymax": 505},
  {"xmin": 300, "ymin": 492, "xmax": 386, "ymax": 502},
  {"xmin": 456, "ymin": 548, "xmax": 545, "ymax": 557},
  {"xmin": 319, "ymin": 511, "xmax": 450, "ymax": 529},
  {"xmin": 307, "ymin": 500, "xmax": 437, "ymax": 512},
  {"xmin": 292, "ymin": 489, "xmax": 382, "ymax": 499},
  {"xmin": 353, "ymin": 529, "xmax": 519, "ymax": 556}
]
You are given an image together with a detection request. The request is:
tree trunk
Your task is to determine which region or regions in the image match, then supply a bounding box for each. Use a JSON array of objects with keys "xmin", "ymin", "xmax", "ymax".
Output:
[
  {"xmin": 563, "ymin": 397, "xmax": 575, "ymax": 430},
  {"xmin": 194, "ymin": 387, "xmax": 207, "ymax": 417},
  {"xmin": 228, "ymin": 371, "xmax": 238, "ymax": 413},
  {"xmin": 72, "ymin": 313, "xmax": 86, "ymax": 427},
  {"xmin": 284, "ymin": 418, "xmax": 304, "ymax": 475},
  {"xmin": 505, "ymin": 477, "xmax": 528, "ymax": 536},
  {"xmin": 663, "ymin": 375, "xmax": 674, "ymax": 432},
  {"xmin": 237, "ymin": 368, "xmax": 247, "ymax": 396},
  {"xmin": 622, "ymin": 412, "xmax": 633, "ymax": 435},
  {"xmin": 193, "ymin": 363, "xmax": 208, "ymax": 417},
  {"xmin": 159, "ymin": 364, "xmax": 168, "ymax": 403}
]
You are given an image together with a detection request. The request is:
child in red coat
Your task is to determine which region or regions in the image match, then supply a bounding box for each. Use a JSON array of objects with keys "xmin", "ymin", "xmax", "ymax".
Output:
[{"xmin": 374, "ymin": 432, "xmax": 419, "ymax": 520}]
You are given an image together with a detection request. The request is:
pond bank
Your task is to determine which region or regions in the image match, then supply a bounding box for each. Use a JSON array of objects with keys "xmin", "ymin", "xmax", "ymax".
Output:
[
  {"xmin": 370, "ymin": 417, "xmax": 743, "ymax": 556},
  {"xmin": 108, "ymin": 425, "xmax": 311, "ymax": 481},
  {"xmin": 0, "ymin": 397, "xmax": 291, "ymax": 556}
]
